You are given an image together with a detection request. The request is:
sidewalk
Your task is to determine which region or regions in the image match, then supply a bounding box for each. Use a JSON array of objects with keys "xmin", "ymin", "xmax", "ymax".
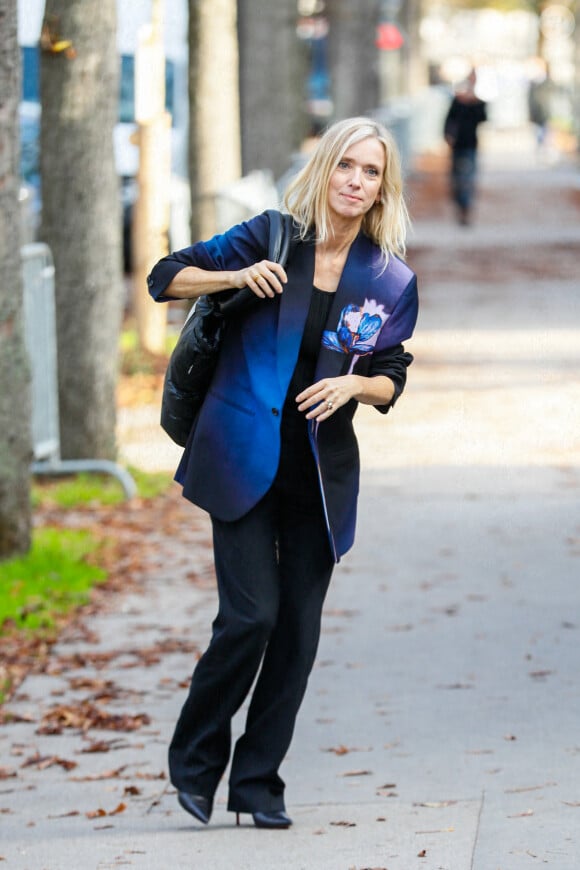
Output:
[{"xmin": 2, "ymin": 133, "xmax": 580, "ymax": 869}]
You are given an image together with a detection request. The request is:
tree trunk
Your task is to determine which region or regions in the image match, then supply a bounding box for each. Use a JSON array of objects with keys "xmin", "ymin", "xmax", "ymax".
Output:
[
  {"xmin": 0, "ymin": 0, "xmax": 32, "ymax": 558},
  {"xmin": 327, "ymin": 0, "xmax": 381, "ymax": 120},
  {"xmin": 132, "ymin": 4, "xmax": 171, "ymax": 355},
  {"xmin": 238, "ymin": 0, "xmax": 308, "ymax": 180},
  {"xmin": 189, "ymin": 0, "xmax": 241, "ymax": 242},
  {"xmin": 40, "ymin": 0, "xmax": 124, "ymax": 460}
]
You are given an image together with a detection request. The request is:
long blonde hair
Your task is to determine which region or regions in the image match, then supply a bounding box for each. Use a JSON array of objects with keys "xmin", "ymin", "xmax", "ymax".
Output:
[{"xmin": 283, "ymin": 116, "xmax": 410, "ymax": 260}]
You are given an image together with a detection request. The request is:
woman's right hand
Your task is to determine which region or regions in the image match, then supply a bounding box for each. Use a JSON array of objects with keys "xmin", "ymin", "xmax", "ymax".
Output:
[{"xmin": 236, "ymin": 261, "xmax": 288, "ymax": 298}]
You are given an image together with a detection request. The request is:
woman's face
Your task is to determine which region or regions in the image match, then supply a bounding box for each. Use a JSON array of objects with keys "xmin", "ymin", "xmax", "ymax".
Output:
[{"xmin": 327, "ymin": 137, "xmax": 385, "ymax": 224}]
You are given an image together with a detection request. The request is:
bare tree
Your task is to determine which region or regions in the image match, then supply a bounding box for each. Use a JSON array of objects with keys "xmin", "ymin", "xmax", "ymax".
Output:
[
  {"xmin": 238, "ymin": 0, "xmax": 308, "ymax": 179},
  {"xmin": 326, "ymin": 0, "xmax": 381, "ymax": 120},
  {"xmin": 189, "ymin": 0, "xmax": 241, "ymax": 242},
  {"xmin": 40, "ymin": 0, "xmax": 124, "ymax": 459},
  {"xmin": 0, "ymin": 0, "xmax": 32, "ymax": 558}
]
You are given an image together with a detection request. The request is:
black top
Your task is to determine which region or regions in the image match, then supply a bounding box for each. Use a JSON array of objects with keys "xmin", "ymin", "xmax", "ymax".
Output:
[
  {"xmin": 444, "ymin": 97, "xmax": 487, "ymax": 150},
  {"xmin": 276, "ymin": 287, "xmax": 334, "ymax": 500},
  {"xmin": 274, "ymin": 284, "xmax": 413, "ymax": 502}
]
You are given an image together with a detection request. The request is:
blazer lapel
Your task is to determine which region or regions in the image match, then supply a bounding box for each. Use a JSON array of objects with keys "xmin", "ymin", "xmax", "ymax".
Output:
[{"xmin": 276, "ymin": 239, "xmax": 315, "ymax": 396}]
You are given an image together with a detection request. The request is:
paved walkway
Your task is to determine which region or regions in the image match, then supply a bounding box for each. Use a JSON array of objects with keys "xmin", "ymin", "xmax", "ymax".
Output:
[{"xmin": 2, "ymin": 134, "xmax": 579, "ymax": 869}]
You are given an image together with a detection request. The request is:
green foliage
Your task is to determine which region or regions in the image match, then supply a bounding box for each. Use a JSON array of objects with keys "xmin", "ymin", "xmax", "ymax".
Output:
[
  {"xmin": 120, "ymin": 326, "xmax": 177, "ymax": 375},
  {"xmin": 130, "ymin": 466, "xmax": 172, "ymax": 500},
  {"xmin": 0, "ymin": 528, "xmax": 106, "ymax": 633},
  {"xmin": 31, "ymin": 467, "xmax": 170, "ymax": 508}
]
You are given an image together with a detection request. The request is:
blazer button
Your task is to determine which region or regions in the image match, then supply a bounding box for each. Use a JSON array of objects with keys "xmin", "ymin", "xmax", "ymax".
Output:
[{"xmin": 271, "ymin": 407, "xmax": 279, "ymax": 416}]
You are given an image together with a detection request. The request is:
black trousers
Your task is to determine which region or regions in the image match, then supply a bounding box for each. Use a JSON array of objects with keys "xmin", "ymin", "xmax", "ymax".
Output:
[{"xmin": 168, "ymin": 479, "xmax": 334, "ymax": 813}]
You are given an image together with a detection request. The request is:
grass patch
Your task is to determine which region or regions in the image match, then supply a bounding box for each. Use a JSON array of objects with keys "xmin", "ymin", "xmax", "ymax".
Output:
[
  {"xmin": 32, "ymin": 466, "xmax": 171, "ymax": 509},
  {"xmin": 0, "ymin": 527, "xmax": 107, "ymax": 634},
  {"xmin": 1, "ymin": 468, "xmax": 172, "ymax": 701}
]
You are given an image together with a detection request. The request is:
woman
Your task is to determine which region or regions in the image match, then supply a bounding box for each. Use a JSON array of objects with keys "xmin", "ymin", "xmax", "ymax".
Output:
[
  {"xmin": 147, "ymin": 117, "xmax": 418, "ymax": 829},
  {"xmin": 443, "ymin": 68, "xmax": 487, "ymax": 225}
]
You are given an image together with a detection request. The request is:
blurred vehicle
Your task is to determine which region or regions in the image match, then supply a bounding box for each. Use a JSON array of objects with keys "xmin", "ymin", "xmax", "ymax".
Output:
[{"xmin": 19, "ymin": 0, "xmax": 190, "ymax": 269}]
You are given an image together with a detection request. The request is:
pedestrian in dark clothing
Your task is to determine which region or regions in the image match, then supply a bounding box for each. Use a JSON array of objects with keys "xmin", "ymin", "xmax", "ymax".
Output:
[
  {"xmin": 443, "ymin": 69, "xmax": 487, "ymax": 225},
  {"xmin": 528, "ymin": 68, "xmax": 552, "ymax": 153},
  {"xmin": 147, "ymin": 117, "xmax": 418, "ymax": 830}
]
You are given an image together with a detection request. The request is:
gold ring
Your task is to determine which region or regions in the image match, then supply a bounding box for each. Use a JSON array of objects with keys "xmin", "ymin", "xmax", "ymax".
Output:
[{"xmin": 252, "ymin": 272, "xmax": 260, "ymax": 281}]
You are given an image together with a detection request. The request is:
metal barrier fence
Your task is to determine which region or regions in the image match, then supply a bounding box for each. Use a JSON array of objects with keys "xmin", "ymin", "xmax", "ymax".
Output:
[
  {"xmin": 21, "ymin": 243, "xmax": 136, "ymax": 499},
  {"xmin": 22, "ymin": 243, "xmax": 60, "ymax": 462}
]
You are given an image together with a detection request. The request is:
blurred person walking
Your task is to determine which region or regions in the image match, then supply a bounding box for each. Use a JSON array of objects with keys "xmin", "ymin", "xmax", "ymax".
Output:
[
  {"xmin": 444, "ymin": 68, "xmax": 487, "ymax": 225},
  {"xmin": 528, "ymin": 60, "xmax": 553, "ymax": 158},
  {"xmin": 147, "ymin": 117, "xmax": 418, "ymax": 830}
]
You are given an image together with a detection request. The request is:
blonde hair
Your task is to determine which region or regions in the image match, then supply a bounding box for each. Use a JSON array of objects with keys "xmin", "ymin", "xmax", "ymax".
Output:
[{"xmin": 283, "ymin": 116, "xmax": 410, "ymax": 261}]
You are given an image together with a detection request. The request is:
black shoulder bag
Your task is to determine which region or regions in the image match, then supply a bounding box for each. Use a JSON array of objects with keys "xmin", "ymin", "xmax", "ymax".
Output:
[{"xmin": 160, "ymin": 209, "xmax": 294, "ymax": 447}]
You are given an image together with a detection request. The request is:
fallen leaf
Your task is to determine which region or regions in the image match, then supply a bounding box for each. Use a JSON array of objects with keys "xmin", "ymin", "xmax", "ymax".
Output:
[
  {"xmin": 70, "ymin": 765, "xmax": 128, "ymax": 782},
  {"xmin": 79, "ymin": 736, "xmax": 136, "ymax": 753},
  {"xmin": 37, "ymin": 701, "xmax": 150, "ymax": 734},
  {"xmin": 341, "ymin": 769, "xmax": 372, "ymax": 777},
  {"xmin": 414, "ymin": 801, "xmax": 457, "ymax": 808},
  {"xmin": 324, "ymin": 608, "xmax": 359, "ymax": 618},
  {"xmin": 86, "ymin": 802, "xmax": 126, "ymax": 819},
  {"xmin": 0, "ymin": 711, "xmax": 36, "ymax": 725},
  {"xmin": 86, "ymin": 808, "xmax": 108, "ymax": 819},
  {"xmin": 134, "ymin": 770, "xmax": 166, "ymax": 780},
  {"xmin": 505, "ymin": 782, "xmax": 556, "ymax": 794},
  {"xmin": 507, "ymin": 809, "xmax": 534, "ymax": 818},
  {"xmin": 418, "ymin": 850, "xmax": 427, "ymax": 857},
  {"xmin": 0, "ymin": 768, "xmax": 16, "ymax": 780},
  {"xmin": 437, "ymin": 683, "xmax": 473, "ymax": 690},
  {"xmin": 330, "ymin": 820, "xmax": 357, "ymax": 827},
  {"xmin": 21, "ymin": 753, "xmax": 77, "ymax": 772}
]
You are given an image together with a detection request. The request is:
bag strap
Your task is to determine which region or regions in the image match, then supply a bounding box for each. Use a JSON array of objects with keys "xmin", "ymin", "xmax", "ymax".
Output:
[
  {"xmin": 214, "ymin": 210, "xmax": 294, "ymax": 317},
  {"xmin": 264, "ymin": 209, "xmax": 294, "ymax": 267}
]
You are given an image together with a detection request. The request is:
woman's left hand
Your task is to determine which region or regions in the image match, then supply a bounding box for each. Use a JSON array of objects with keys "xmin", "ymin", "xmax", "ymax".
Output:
[{"xmin": 296, "ymin": 376, "xmax": 359, "ymax": 420}]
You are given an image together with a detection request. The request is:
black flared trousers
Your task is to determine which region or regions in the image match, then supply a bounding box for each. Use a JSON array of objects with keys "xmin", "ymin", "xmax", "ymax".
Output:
[{"xmin": 168, "ymin": 480, "xmax": 334, "ymax": 813}]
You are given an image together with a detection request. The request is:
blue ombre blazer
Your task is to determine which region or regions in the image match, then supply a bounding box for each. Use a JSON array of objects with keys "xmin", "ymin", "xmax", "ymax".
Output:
[{"xmin": 147, "ymin": 212, "xmax": 418, "ymax": 561}]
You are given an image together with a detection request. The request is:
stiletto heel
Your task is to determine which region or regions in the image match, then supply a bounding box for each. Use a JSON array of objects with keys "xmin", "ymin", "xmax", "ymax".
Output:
[{"xmin": 233, "ymin": 809, "xmax": 292, "ymax": 828}]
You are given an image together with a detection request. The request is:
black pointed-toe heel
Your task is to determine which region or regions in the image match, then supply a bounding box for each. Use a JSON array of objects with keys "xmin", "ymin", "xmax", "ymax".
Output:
[
  {"xmin": 177, "ymin": 791, "xmax": 213, "ymax": 825},
  {"xmin": 236, "ymin": 810, "xmax": 292, "ymax": 829}
]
